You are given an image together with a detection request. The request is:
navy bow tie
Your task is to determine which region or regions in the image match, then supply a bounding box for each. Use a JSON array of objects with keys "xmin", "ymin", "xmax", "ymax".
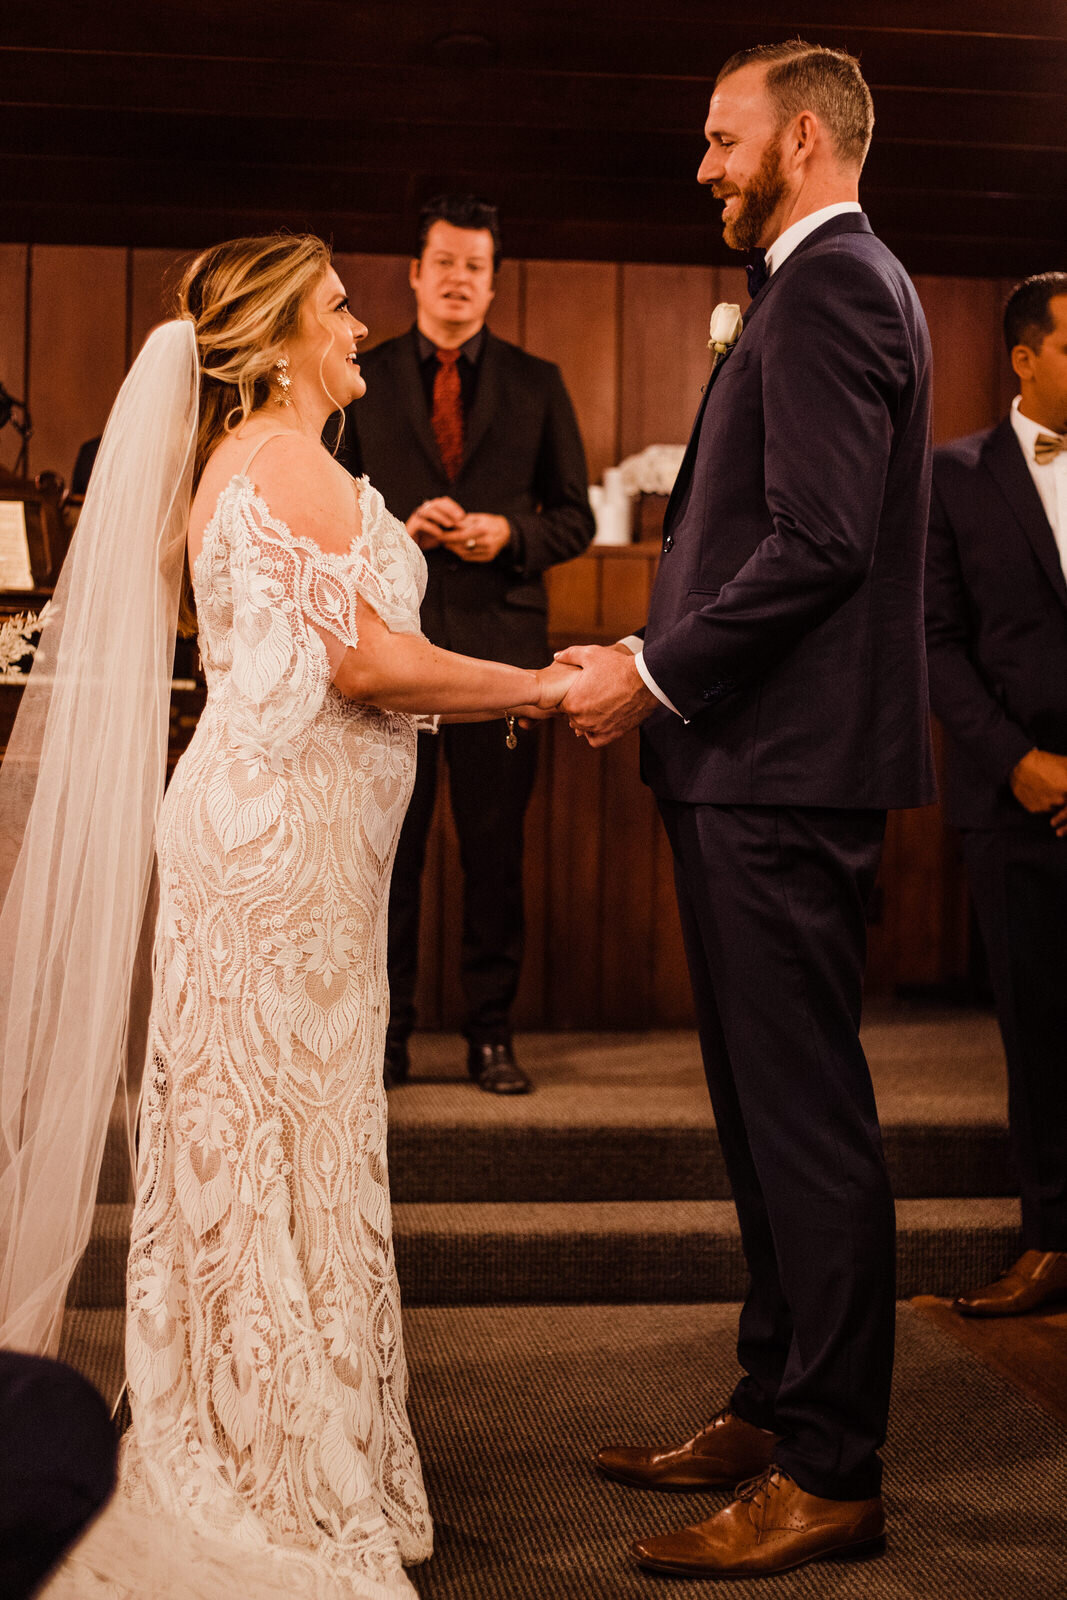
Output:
[{"xmin": 746, "ymin": 249, "xmax": 769, "ymax": 298}]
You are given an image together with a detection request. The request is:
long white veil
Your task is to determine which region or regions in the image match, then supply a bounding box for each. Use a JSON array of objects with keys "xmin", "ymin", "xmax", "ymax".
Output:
[{"xmin": 0, "ymin": 319, "xmax": 198, "ymax": 1356}]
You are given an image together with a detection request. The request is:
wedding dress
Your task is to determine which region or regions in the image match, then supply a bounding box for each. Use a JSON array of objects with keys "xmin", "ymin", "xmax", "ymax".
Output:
[{"xmin": 47, "ymin": 444, "xmax": 432, "ymax": 1599}]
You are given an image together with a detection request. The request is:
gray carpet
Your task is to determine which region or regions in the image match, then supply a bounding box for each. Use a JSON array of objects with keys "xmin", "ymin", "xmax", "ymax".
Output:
[
  {"xmin": 59, "ymin": 1299, "xmax": 1067, "ymax": 1598},
  {"xmin": 68, "ymin": 1196, "xmax": 1022, "ymax": 1308},
  {"xmin": 95, "ymin": 1011, "xmax": 1011, "ymax": 1206},
  {"xmin": 400, "ymin": 1301, "xmax": 1067, "ymax": 1600}
]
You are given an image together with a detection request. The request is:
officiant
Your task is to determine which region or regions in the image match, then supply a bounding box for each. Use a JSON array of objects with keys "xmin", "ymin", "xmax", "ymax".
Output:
[{"xmin": 334, "ymin": 195, "xmax": 594, "ymax": 1094}]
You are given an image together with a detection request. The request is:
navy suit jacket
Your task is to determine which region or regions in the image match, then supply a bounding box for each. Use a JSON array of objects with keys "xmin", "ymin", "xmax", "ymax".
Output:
[
  {"xmin": 640, "ymin": 213, "xmax": 936, "ymax": 810},
  {"xmin": 925, "ymin": 417, "xmax": 1067, "ymax": 829}
]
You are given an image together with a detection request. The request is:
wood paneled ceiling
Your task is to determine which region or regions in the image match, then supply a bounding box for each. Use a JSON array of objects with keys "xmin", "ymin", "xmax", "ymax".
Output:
[{"xmin": 2, "ymin": 1, "xmax": 1065, "ymax": 277}]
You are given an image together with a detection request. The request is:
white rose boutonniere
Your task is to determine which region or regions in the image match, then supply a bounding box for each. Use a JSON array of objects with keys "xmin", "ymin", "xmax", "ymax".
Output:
[{"xmin": 708, "ymin": 302, "xmax": 744, "ymax": 356}]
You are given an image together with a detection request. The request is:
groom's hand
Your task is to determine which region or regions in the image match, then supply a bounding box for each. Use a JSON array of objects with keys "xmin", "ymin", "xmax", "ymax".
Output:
[{"xmin": 555, "ymin": 644, "xmax": 657, "ymax": 747}]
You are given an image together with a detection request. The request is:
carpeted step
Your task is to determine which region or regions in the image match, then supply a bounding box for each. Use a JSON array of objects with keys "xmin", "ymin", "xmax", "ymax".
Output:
[
  {"xmin": 69, "ymin": 1196, "xmax": 1021, "ymax": 1310},
  {"xmin": 97, "ymin": 1015, "xmax": 1012, "ymax": 1205},
  {"xmin": 57, "ymin": 1300, "xmax": 1066, "ymax": 1599}
]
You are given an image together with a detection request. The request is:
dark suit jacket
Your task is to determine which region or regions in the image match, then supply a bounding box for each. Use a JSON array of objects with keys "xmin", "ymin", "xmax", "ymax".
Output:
[
  {"xmin": 639, "ymin": 213, "xmax": 935, "ymax": 810},
  {"xmin": 336, "ymin": 326, "xmax": 594, "ymax": 668},
  {"xmin": 925, "ymin": 417, "xmax": 1067, "ymax": 829}
]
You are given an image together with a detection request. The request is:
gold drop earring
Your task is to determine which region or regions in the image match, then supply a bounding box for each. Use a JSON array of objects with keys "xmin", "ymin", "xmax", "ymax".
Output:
[{"xmin": 272, "ymin": 355, "xmax": 292, "ymax": 407}]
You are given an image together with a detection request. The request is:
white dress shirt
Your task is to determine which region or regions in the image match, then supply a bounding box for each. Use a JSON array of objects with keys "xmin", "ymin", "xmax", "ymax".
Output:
[
  {"xmin": 627, "ymin": 201, "xmax": 864, "ymax": 716},
  {"xmin": 1009, "ymin": 395, "xmax": 1067, "ymax": 581}
]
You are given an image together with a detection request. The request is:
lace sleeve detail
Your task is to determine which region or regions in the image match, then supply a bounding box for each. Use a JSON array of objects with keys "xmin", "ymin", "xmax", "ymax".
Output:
[{"xmin": 225, "ymin": 491, "xmax": 361, "ymax": 764}]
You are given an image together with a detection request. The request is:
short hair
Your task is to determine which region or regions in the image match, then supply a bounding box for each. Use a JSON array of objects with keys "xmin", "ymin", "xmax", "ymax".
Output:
[
  {"xmin": 1003, "ymin": 272, "xmax": 1067, "ymax": 355},
  {"xmin": 716, "ymin": 40, "xmax": 874, "ymax": 170},
  {"xmin": 416, "ymin": 194, "xmax": 502, "ymax": 271}
]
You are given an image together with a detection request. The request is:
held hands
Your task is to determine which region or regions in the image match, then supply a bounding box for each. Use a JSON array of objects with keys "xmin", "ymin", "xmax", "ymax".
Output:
[
  {"xmin": 554, "ymin": 643, "xmax": 658, "ymax": 748},
  {"xmin": 1010, "ymin": 748, "xmax": 1067, "ymax": 837},
  {"xmin": 405, "ymin": 498, "xmax": 510, "ymax": 562},
  {"xmin": 512, "ymin": 661, "xmax": 582, "ymax": 721}
]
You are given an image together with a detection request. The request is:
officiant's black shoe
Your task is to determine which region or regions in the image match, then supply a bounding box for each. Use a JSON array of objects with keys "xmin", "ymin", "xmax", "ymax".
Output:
[
  {"xmin": 383, "ymin": 1031, "xmax": 410, "ymax": 1090},
  {"xmin": 597, "ymin": 1408, "xmax": 778, "ymax": 1492},
  {"xmin": 467, "ymin": 1040, "xmax": 532, "ymax": 1095}
]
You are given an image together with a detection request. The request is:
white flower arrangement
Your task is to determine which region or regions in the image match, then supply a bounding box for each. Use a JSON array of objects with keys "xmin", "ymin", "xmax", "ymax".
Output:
[
  {"xmin": 0, "ymin": 601, "xmax": 50, "ymax": 681},
  {"xmin": 616, "ymin": 444, "xmax": 687, "ymax": 498}
]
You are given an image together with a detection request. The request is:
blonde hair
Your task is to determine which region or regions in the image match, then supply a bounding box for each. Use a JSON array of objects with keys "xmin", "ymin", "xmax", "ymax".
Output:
[{"xmin": 174, "ymin": 233, "xmax": 333, "ymax": 632}]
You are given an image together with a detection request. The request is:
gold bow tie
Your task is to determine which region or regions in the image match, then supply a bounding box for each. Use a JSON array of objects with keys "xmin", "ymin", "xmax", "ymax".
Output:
[{"xmin": 1035, "ymin": 432, "xmax": 1065, "ymax": 465}]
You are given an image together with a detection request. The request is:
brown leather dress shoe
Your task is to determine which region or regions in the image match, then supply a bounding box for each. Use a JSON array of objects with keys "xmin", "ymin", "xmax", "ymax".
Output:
[
  {"xmin": 467, "ymin": 1040, "xmax": 533, "ymax": 1095},
  {"xmin": 632, "ymin": 1465, "xmax": 885, "ymax": 1577},
  {"xmin": 954, "ymin": 1249, "xmax": 1067, "ymax": 1316},
  {"xmin": 596, "ymin": 1408, "xmax": 778, "ymax": 1491}
]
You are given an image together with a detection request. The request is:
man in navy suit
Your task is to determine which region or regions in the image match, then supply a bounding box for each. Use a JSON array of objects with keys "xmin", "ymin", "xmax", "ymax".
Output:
[
  {"xmin": 559, "ymin": 42, "xmax": 934, "ymax": 1577},
  {"xmin": 926, "ymin": 273, "xmax": 1067, "ymax": 1318}
]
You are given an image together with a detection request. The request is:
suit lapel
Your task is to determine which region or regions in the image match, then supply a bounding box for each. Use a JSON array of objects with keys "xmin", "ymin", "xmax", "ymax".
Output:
[
  {"xmin": 663, "ymin": 350, "xmax": 730, "ymax": 532},
  {"xmin": 665, "ymin": 215, "xmax": 875, "ymax": 535},
  {"xmin": 462, "ymin": 331, "xmax": 500, "ymax": 470},
  {"xmin": 395, "ymin": 327, "xmax": 446, "ymax": 477},
  {"xmin": 983, "ymin": 418, "xmax": 1067, "ymax": 611}
]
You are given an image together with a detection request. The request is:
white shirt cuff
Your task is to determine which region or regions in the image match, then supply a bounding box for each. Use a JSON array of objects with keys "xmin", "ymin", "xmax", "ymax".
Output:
[{"xmin": 634, "ymin": 650, "xmax": 684, "ymax": 718}]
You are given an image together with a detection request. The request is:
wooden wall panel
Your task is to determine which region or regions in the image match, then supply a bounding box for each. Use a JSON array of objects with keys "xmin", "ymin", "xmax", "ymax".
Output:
[
  {"xmin": 523, "ymin": 259, "xmax": 619, "ymax": 483},
  {"xmin": 129, "ymin": 248, "xmax": 193, "ymax": 359},
  {"xmin": 28, "ymin": 246, "xmax": 127, "ymax": 482},
  {"xmin": 914, "ymin": 275, "xmax": 1005, "ymax": 443},
  {"xmin": 487, "ymin": 259, "xmax": 523, "ymax": 346},
  {"xmin": 619, "ymin": 263, "xmax": 714, "ymax": 456},
  {"xmin": 334, "ymin": 253, "xmax": 413, "ymax": 352},
  {"xmin": 0, "ymin": 245, "xmax": 29, "ymax": 472}
]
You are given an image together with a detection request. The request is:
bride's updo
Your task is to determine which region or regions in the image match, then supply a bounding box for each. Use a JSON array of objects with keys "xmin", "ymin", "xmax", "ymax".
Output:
[{"xmin": 178, "ymin": 233, "xmax": 331, "ymax": 485}]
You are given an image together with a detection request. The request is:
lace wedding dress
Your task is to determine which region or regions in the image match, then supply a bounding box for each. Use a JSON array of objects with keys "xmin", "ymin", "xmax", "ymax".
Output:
[{"xmin": 47, "ymin": 456, "xmax": 432, "ymax": 1599}]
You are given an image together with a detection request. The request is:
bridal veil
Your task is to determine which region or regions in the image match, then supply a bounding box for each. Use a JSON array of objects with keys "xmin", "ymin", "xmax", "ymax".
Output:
[{"xmin": 0, "ymin": 319, "xmax": 198, "ymax": 1355}]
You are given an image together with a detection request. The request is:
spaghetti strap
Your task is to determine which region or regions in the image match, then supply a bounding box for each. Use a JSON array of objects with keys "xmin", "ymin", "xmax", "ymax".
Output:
[{"xmin": 239, "ymin": 431, "xmax": 294, "ymax": 478}]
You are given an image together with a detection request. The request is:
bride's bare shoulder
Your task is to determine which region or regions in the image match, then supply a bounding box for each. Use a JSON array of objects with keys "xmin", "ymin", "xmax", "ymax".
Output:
[{"xmin": 192, "ymin": 429, "xmax": 360, "ymax": 558}]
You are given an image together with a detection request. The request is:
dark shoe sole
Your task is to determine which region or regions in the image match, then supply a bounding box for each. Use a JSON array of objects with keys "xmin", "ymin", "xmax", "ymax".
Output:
[
  {"xmin": 632, "ymin": 1532, "xmax": 886, "ymax": 1578},
  {"xmin": 595, "ymin": 1458, "xmax": 738, "ymax": 1493}
]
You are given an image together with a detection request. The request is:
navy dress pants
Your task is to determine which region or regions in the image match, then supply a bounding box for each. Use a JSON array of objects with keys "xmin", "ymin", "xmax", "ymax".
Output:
[
  {"xmin": 659, "ymin": 800, "xmax": 894, "ymax": 1501},
  {"xmin": 962, "ymin": 824, "xmax": 1067, "ymax": 1250}
]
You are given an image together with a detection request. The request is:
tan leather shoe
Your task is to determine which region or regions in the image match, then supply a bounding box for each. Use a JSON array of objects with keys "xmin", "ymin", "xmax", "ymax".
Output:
[
  {"xmin": 954, "ymin": 1250, "xmax": 1067, "ymax": 1317},
  {"xmin": 631, "ymin": 1465, "xmax": 885, "ymax": 1577},
  {"xmin": 595, "ymin": 1408, "xmax": 778, "ymax": 1491}
]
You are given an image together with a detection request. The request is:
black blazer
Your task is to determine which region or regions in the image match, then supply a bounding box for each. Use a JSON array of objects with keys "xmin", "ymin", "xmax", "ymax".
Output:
[
  {"xmin": 925, "ymin": 417, "xmax": 1067, "ymax": 830},
  {"xmin": 639, "ymin": 213, "xmax": 936, "ymax": 810},
  {"xmin": 336, "ymin": 326, "xmax": 594, "ymax": 668}
]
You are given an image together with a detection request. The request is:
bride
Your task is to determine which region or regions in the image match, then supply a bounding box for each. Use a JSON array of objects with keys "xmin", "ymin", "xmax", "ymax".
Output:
[{"xmin": 0, "ymin": 233, "xmax": 577, "ymax": 1597}]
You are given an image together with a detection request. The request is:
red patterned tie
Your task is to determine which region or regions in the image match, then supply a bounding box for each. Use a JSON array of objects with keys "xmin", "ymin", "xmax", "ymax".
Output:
[{"xmin": 432, "ymin": 348, "xmax": 464, "ymax": 481}]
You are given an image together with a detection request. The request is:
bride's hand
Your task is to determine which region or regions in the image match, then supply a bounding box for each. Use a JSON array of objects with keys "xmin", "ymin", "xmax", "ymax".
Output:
[{"xmin": 534, "ymin": 660, "xmax": 581, "ymax": 710}]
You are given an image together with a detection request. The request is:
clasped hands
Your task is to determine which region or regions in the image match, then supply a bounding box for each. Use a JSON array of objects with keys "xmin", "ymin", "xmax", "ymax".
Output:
[
  {"xmin": 406, "ymin": 496, "xmax": 511, "ymax": 563},
  {"xmin": 519, "ymin": 643, "xmax": 659, "ymax": 749},
  {"xmin": 1010, "ymin": 748, "xmax": 1067, "ymax": 837}
]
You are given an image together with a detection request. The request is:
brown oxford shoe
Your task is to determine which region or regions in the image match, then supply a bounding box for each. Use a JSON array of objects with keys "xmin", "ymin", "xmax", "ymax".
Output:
[
  {"xmin": 631, "ymin": 1465, "xmax": 885, "ymax": 1578},
  {"xmin": 595, "ymin": 1407, "xmax": 778, "ymax": 1492},
  {"xmin": 955, "ymin": 1249, "xmax": 1067, "ymax": 1317}
]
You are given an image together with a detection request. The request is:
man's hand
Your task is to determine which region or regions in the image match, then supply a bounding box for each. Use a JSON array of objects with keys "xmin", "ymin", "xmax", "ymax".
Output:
[
  {"xmin": 435, "ymin": 512, "xmax": 512, "ymax": 563},
  {"xmin": 555, "ymin": 644, "xmax": 658, "ymax": 747},
  {"xmin": 406, "ymin": 496, "xmax": 466, "ymax": 550},
  {"xmin": 1010, "ymin": 748, "xmax": 1067, "ymax": 835}
]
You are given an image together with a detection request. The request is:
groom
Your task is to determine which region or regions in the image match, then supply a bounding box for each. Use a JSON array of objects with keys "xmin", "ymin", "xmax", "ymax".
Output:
[{"xmin": 558, "ymin": 42, "xmax": 934, "ymax": 1577}]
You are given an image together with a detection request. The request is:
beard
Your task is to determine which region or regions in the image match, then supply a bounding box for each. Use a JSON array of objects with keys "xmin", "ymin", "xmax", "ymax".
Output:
[{"xmin": 718, "ymin": 140, "xmax": 788, "ymax": 252}]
